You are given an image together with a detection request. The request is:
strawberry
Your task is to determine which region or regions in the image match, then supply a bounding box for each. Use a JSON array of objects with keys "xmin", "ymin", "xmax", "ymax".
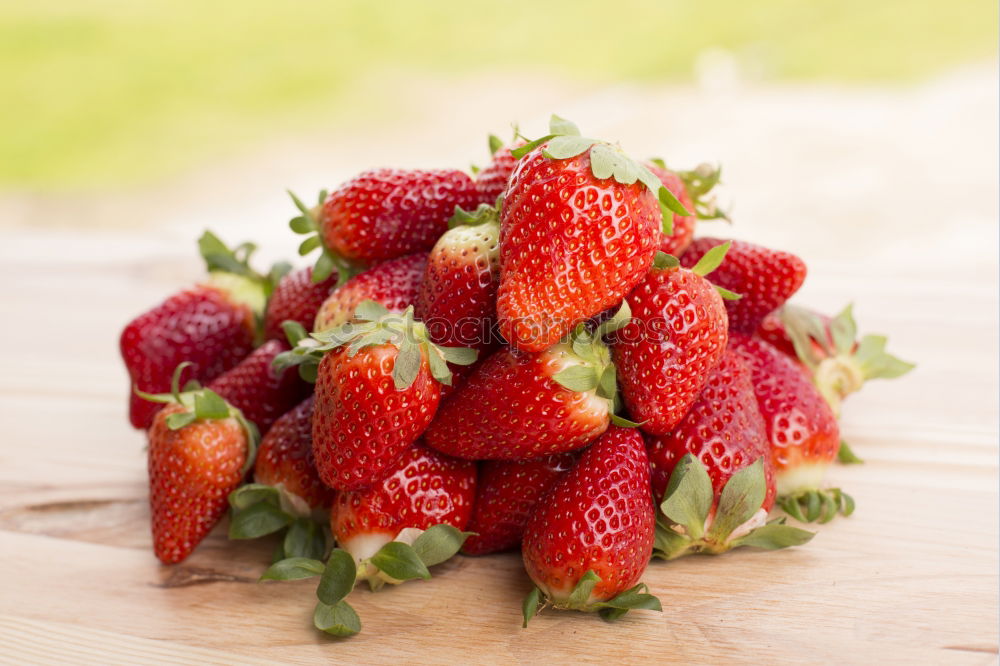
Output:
[
  {"xmin": 462, "ymin": 452, "xmax": 577, "ymax": 556},
  {"xmin": 646, "ymin": 350, "xmax": 813, "ymax": 558},
  {"xmin": 730, "ymin": 333, "xmax": 852, "ymax": 522},
  {"xmin": 610, "ymin": 248, "xmax": 733, "ymax": 436},
  {"xmin": 120, "ymin": 232, "xmax": 269, "ymax": 429},
  {"xmin": 647, "ymin": 162, "xmax": 696, "ymax": 256},
  {"xmin": 414, "ymin": 203, "xmax": 500, "ymax": 352},
  {"xmin": 424, "ymin": 307, "xmax": 635, "ymax": 460},
  {"xmin": 757, "ymin": 303, "xmax": 915, "ymax": 417},
  {"xmin": 473, "ymin": 135, "xmax": 523, "ymax": 204},
  {"xmin": 497, "ymin": 115, "xmax": 690, "ymax": 352},
  {"xmin": 521, "ymin": 426, "xmax": 660, "ymax": 624},
  {"xmin": 263, "ymin": 266, "xmax": 339, "ymax": 341},
  {"xmin": 313, "ymin": 253, "xmax": 427, "ymax": 333},
  {"xmin": 681, "ymin": 238, "xmax": 807, "ymax": 334},
  {"xmin": 138, "ymin": 364, "xmax": 258, "ymax": 564},
  {"xmin": 207, "ymin": 339, "xmax": 310, "ymax": 435}
]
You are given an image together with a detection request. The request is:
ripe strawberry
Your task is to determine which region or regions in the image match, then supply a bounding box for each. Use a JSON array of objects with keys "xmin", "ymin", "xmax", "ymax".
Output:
[
  {"xmin": 313, "ymin": 253, "xmax": 427, "ymax": 333},
  {"xmin": 681, "ymin": 238, "xmax": 807, "ymax": 334},
  {"xmin": 120, "ymin": 232, "xmax": 268, "ymax": 429},
  {"xmin": 647, "ymin": 162, "xmax": 696, "ymax": 256},
  {"xmin": 424, "ymin": 307, "xmax": 634, "ymax": 460},
  {"xmin": 610, "ymin": 248, "xmax": 732, "ymax": 436},
  {"xmin": 730, "ymin": 333, "xmax": 852, "ymax": 522},
  {"xmin": 757, "ymin": 303, "xmax": 915, "ymax": 417},
  {"xmin": 474, "ymin": 135, "xmax": 523, "ymax": 203},
  {"xmin": 645, "ymin": 350, "xmax": 813, "ymax": 558},
  {"xmin": 462, "ymin": 452, "xmax": 577, "ymax": 556},
  {"xmin": 139, "ymin": 366, "xmax": 258, "ymax": 564},
  {"xmin": 263, "ymin": 266, "xmax": 339, "ymax": 340},
  {"xmin": 521, "ymin": 427, "xmax": 660, "ymax": 623},
  {"xmin": 207, "ymin": 339, "xmax": 310, "ymax": 435},
  {"xmin": 497, "ymin": 116, "xmax": 690, "ymax": 352},
  {"xmin": 414, "ymin": 203, "xmax": 500, "ymax": 352}
]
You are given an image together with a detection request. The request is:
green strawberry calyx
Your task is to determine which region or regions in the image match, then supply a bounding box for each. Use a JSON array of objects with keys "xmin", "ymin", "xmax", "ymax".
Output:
[
  {"xmin": 652, "ymin": 454, "xmax": 814, "ymax": 561},
  {"xmin": 778, "ymin": 487, "xmax": 855, "ymax": 524},
  {"xmin": 273, "ymin": 301, "xmax": 478, "ymax": 388},
  {"xmin": 287, "ymin": 189, "xmax": 365, "ymax": 287},
  {"xmin": 521, "ymin": 571, "xmax": 661, "ymax": 626},
  {"xmin": 226, "ymin": 483, "xmax": 332, "ymax": 562},
  {"xmin": 511, "ymin": 115, "xmax": 692, "ymax": 236},
  {"xmin": 650, "ymin": 158, "xmax": 731, "ymax": 222},
  {"xmin": 653, "ymin": 244, "xmax": 742, "ymax": 301},
  {"xmin": 448, "ymin": 199, "xmax": 501, "ymax": 229}
]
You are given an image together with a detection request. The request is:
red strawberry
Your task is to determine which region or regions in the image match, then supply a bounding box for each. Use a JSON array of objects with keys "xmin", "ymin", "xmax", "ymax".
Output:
[
  {"xmin": 462, "ymin": 452, "xmax": 577, "ymax": 556},
  {"xmin": 264, "ymin": 266, "xmax": 339, "ymax": 340},
  {"xmin": 757, "ymin": 304, "xmax": 915, "ymax": 417},
  {"xmin": 414, "ymin": 204, "xmax": 500, "ymax": 352},
  {"xmin": 424, "ymin": 309, "xmax": 634, "ymax": 460},
  {"xmin": 313, "ymin": 253, "xmax": 427, "ymax": 333},
  {"xmin": 474, "ymin": 136, "xmax": 524, "ymax": 204},
  {"xmin": 207, "ymin": 339, "xmax": 310, "ymax": 435},
  {"xmin": 647, "ymin": 163, "xmax": 696, "ymax": 256},
  {"xmin": 120, "ymin": 232, "xmax": 267, "ymax": 429},
  {"xmin": 611, "ymin": 249, "xmax": 731, "ymax": 436},
  {"xmin": 681, "ymin": 238, "xmax": 807, "ymax": 334},
  {"xmin": 497, "ymin": 116, "xmax": 688, "ymax": 352},
  {"xmin": 730, "ymin": 333, "xmax": 852, "ymax": 522},
  {"xmin": 521, "ymin": 427, "xmax": 660, "ymax": 623}
]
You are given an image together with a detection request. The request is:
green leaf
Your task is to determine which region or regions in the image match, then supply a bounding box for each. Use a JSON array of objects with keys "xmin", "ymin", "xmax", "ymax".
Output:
[
  {"xmin": 567, "ymin": 570, "xmax": 601, "ymax": 608},
  {"xmin": 299, "ymin": 362, "xmax": 319, "ymax": 383},
  {"xmin": 571, "ymin": 329, "xmax": 598, "ymax": 362},
  {"xmin": 596, "ymin": 365, "xmax": 617, "ymax": 401},
  {"xmin": 426, "ymin": 345, "xmax": 452, "ymax": 386},
  {"xmin": 522, "ymin": 587, "xmax": 541, "ymax": 628},
  {"xmin": 353, "ymin": 299, "xmax": 390, "ymax": 323},
  {"xmin": 732, "ymin": 522, "xmax": 815, "ymax": 550},
  {"xmin": 370, "ymin": 541, "xmax": 431, "ymax": 581},
  {"xmin": 542, "ymin": 135, "xmax": 597, "ymax": 160},
  {"xmin": 283, "ymin": 520, "xmax": 311, "ymax": 559},
  {"xmin": 660, "ymin": 454, "xmax": 713, "ymax": 540},
  {"xmin": 659, "ymin": 201, "xmax": 675, "ymax": 236},
  {"xmin": 549, "ymin": 114, "xmax": 581, "ymax": 136},
  {"xmin": 194, "ymin": 389, "xmax": 230, "ymax": 420},
  {"xmin": 652, "ymin": 252, "xmax": 680, "ymax": 270},
  {"xmin": 552, "ymin": 365, "xmax": 598, "ymax": 393},
  {"xmin": 652, "ymin": 523, "xmax": 691, "ymax": 560},
  {"xmin": 165, "ymin": 410, "xmax": 197, "ymax": 430},
  {"xmin": 260, "ymin": 557, "xmax": 325, "ymax": 581},
  {"xmin": 510, "ymin": 135, "xmax": 554, "ymax": 159},
  {"xmin": 691, "ymin": 241, "xmax": 731, "ymax": 277},
  {"xmin": 229, "ymin": 502, "xmax": 291, "ymax": 540},
  {"xmin": 437, "ymin": 345, "xmax": 478, "ymax": 366},
  {"xmin": 658, "ymin": 185, "xmax": 692, "ymax": 217},
  {"xmin": 316, "ymin": 549, "xmax": 358, "ymax": 605},
  {"xmin": 298, "ymin": 235, "xmax": 321, "ymax": 256},
  {"xmin": 412, "ymin": 524, "xmax": 470, "ymax": 567},
  {"xmin": 610, "ymin": 413, "xmax": 644, "ymax": 428},
  {"xmin": 589, "ymin": 143, "xmax": 637, "ymax": 183},
  {"xmin": 281, "ymin": 320, "xmax": 309, "ymax": 347},
  {"xmin": 488, "ymin": 133, "xmax": 503, "ymax": 155},
  {"xmin": 714, "ymin": 285, "xmax": 742, "ymax": 301},
  {"xmin": 709, "ymin": 458, "xmax": 766, "ymax": 542},
  {"xmin": 837, "ymin": 439, "xmax": 864, "ymax": 464},
  {"xmin": 314, "ymin": 600, "xmax": 361, "ymax": 637},
  {"xmin": 595, "ymin": 583, "xmax": 662, "ymax": 621},
  {"xmin": 289, "ymin": 215, "xmax": 314, "ymax": 234},
  {"xmin": 594, "ymin": 301, "xmax": 632, "ymax": 338},
  {"xmin": 392, "ymin": 343, "xmax": 422, "ymax": 390},
  {"xmin": 287, "ymin": 189, "xmax": 312, "ymax": 216},
  {"xmin": 228, "ymin": 483, "xmax": 279, "ymax": 510},
  {"xmin": 312, "ymin": 251, "xmax": 336, "ymax": 284},
  {"xmin": 829, "ymin": 304, "xmax": 857, "ymax": 355}
]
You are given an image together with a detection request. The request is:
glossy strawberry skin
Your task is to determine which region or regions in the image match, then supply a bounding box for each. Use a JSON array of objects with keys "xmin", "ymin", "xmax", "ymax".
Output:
[
  {"xmin": 423, "ymin": 346, "xmax": 609, "ymax": 460},
  {"xmin": 497, "ymin": 145, "xmax": 661, "ymax": 352},
  {"xmin": 148, "ymin": 404, "xmax": 247, "ymax": 564},
  {"xmin": 319, "ymin": 169, "xmax": 479, "ymax": 264},
  {"xmin": 647, "ymin": 164, "xmax": 696, "ymax": 257},
  {"xmin": 462, "ymin": 453, "xmax": 577, "ymax": 556},
  {"xmin": 414, "ymin": 221, "xmax": 500, "ymax": 352},
  {"xmin": 207, "ymin": 340, "xmax": 310, "ymax": 435},
  {"xmin": 121, "ymin": 285, "xmax": 255, "ymax": 430},
  {"xmin": 681, "ymin": 239, "xmax": 807, "ymax": 334},
  {"xmin": 522, "ymin": 427, "xmax": 655, "ymax": 603},
  {"xmin": 314, "ymin": 253, "xmax": 427, "ymax": 332},
  {"xmin": 312, "ymin": 344, "xmax": 441, "ymax": 491},
  {"xmin": 255, "ymin": 397, "xmax": 336, "ymax": 511},
  {"xmin": 729, "ymin": 333, "xmax": 839, "ymax": 486},
  {"xmin": 611, "ymin": 263, "xmax": 728, "ymax": 436},
  {"xmin": 331, "ymin": 443, "xmax": 476, "ymax": 553},
  {"xmin": 646, "ymin": 350, "xmax": 776, "ymax": 511},
  {"xmin": 474, "ymin": 144, "xmax": 521, "ymax": 204},
  {"xmin": 264, "ymin": 267, "xmax": 339, "ymax": 340}
]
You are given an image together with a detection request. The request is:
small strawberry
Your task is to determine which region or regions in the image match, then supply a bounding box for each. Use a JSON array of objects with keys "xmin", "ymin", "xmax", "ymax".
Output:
[
  {"xmin": 138, "ymin": 364, "xmax": 258, "ymax": 564},
  {"xmin": 757, "ymin": 303, "xmax": 915, "ymax": 417},
  {"xmin": 730, "ymin": 333, "xmax": 852, "ymax": 522},
  {"xmin": 462, "ymin": 452, "xmax": 577, "ymax": 556},
  {"xmin": 611, "ymin": 247, "xmax": 734, "ymax": 436},
  {"xmin": 414, "ymin": 203, "xmax": 500, "ymax": 352},
  {"xmin": 313, "ymin": 253, "xmax": 427, "ymax": 333},
  {"xmin": 207, "ymin": 339, "xmax": 310, "ymax": 435},
  {"xmin": 497, "ymin": 115, "xmax": 691, "ymax": 352},
  {"xmin": 521, "ymin": 427, "xmax": 660, "ymax": 624},
  {"xmin": 681, "ymin": 238, "xmax": 807, "ymax": 334},
  {"xmin": 646, "ymin": 350, "xmax": 813, "ymax": 559},
  {"xmin": 424, "ymin": 306, "xmax": 636, "ymax": 460},
  {"xmin": 120, "ymin": 232, "xmax": 270, "ymax": 429},
  {"xmin": 263, "ymin": 266, "xmax": 339, "ymax": 341},
  {"xmin": 647, "ymin": 162, "xmax": 695, "ymax": 256},
  {"xmin": 473, "ymin": 134, "xmax": 523, "ymax": 204}
]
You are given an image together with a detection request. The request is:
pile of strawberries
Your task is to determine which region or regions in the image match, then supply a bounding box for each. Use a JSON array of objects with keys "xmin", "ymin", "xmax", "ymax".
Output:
[{"xmin": 120, "ymin": 116, "xmax": 913, "ymax": 636}]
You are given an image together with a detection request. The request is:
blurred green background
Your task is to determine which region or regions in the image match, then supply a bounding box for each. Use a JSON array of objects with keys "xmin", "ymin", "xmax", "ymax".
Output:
[{"xmin": 2, "ymin": 0, "xmax": 996, "ymax": 191}]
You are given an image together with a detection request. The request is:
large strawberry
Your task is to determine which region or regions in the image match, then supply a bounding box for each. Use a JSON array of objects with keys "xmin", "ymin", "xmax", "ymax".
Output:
[
  {"xmin": 313, "ymin": 253, "xmax": 427, "ymax": 333},
  {"xmin": 138, "ymin": 364, "xmax": 258, "ymax": 564},
  {"xmin": 611, "ymin": 248, "xmax": 733, "ymax": 436},
  {"xmin": 263, "ymin": 266, "xmax": 339, "ymax": 340},
  {"xmin": 120, "ymin": 232, "xmax": 269, "ymax": 429},
  {"xmin": 462, "ymin": 452, "xmax": 577, "ymax": 556},
  {"xmin": 414, "ymin": 203, "xmax": 500, "ymax": 352},
  {"xmin": 521, "ymin": 427, "xmax": 660, "ymax": 624},
  {"xmin": 473, "ymin": 134, "xmax": 523, "ymax": 204},
  {"xmin": 424, "ymin": 306, "xmax": 635, "ymax": 460},
  {"xmin": 646, "ymin": 350, "xmax": 813, "ymax": 559},
  {"xmin": 497, "ymin": 115, "xmax": 691, "ymax": 352},
  {"xmin": 730, "ymin": 333, "xmax": 852, "ymax": 522},
  {"xmin": 681, "ymin": 238, "xmax": 806, "ymax": 334}
]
